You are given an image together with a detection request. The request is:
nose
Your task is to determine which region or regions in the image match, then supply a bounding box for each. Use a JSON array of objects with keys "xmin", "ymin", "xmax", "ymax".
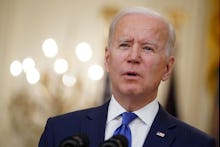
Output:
[{"xmin": 127, "ymin": 45, "xmax": 141, "ymax": 64}]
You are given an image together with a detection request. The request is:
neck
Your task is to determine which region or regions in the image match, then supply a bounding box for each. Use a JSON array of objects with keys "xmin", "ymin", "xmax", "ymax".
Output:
[{"xmin": 113, "ymin": 93, "xmax": 157, "ymax": 112}]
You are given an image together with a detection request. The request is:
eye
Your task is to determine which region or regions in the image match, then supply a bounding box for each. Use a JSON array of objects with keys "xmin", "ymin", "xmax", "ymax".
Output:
[
  {"xmin": 143, "ymin": 46, "xmax": 153, "ymax": 51},
  {"xmin": 119, "ymin": 43, "xmax": 130, "ymax": 48}
]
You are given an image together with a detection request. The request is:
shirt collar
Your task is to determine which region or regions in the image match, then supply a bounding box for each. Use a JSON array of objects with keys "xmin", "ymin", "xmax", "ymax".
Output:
[
  {"xmin": 107, "ymin": 95, "xmax": 126, "ymax": 123},
  {"xmin": 134, "ymin": 99, "xmax": 159, "ymax": 126},
  {"xmin": 107, "ymin": 95, "xmax": 159, "ymax": 126}
]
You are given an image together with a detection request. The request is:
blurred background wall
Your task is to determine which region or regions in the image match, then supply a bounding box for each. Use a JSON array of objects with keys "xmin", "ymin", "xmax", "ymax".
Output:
[{"xmin": 0, "ymin": 0, "xmax": 219, "ymax": 146}]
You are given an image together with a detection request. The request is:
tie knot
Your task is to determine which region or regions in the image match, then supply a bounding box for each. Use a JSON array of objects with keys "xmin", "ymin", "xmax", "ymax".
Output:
[{"xmin": 122, "ymin": 112, "xmax": 137, "ymax": 126}]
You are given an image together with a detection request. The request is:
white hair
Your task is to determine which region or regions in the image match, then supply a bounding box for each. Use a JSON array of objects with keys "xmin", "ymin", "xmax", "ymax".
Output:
[{"xmin": 108, "ymin": 7, "xmax": 176, "ymax": 55}]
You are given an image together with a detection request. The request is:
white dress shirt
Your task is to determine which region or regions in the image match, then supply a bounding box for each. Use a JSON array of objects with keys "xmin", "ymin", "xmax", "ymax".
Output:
[{"xmin": 105, "ymin": 96, "xmax": 159, "ymax": 147}]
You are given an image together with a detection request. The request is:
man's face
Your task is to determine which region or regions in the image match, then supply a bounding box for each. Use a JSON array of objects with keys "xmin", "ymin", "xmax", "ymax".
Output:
[{"xmin": 105, "ymin": 14, "xmax": 174, "ymax": 100}]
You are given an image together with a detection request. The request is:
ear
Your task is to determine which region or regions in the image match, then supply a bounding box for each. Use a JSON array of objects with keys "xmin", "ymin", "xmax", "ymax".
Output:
[
  {"xmin": 105, "ymin": 47, "xmax": 110, "ymax": 72},
  {"xmin": 162, "ymin": 56, "xmax": 175, "ymax": 81}
]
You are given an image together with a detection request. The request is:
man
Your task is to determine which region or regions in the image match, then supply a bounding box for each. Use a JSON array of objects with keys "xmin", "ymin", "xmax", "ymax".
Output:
[{"xmin": 39, "ymin": 7, "xmax": 215, "ymax": 147}]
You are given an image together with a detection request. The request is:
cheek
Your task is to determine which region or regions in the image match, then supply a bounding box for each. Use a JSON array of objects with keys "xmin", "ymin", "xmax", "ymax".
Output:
[
  {"xmin": 143, "ymin": 57, "xmax": 167, "ymax": 75},
  {"xmin": 105, "ymin": 53, "xmax": 118, "ymax": 74},
  {"xmin": 110, "ymin": 51, "xmax": 126, "ymax": 66}
]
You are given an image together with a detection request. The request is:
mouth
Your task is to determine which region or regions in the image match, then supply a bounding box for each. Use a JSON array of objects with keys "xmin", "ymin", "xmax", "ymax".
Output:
[{"xmin": 123, "ymin": 71, "xmax": 140, "ymax": 77}]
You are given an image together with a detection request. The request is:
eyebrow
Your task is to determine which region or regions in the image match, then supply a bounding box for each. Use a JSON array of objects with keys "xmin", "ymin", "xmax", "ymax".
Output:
[
  {"xmin": 117, "ymin": 38, "xmax": 158, "ymax": 48},
  {"xmin": 142, "ymin": 40, "xmax": 157, "ymax": 46},
  {"xmin": 118, "ymin": 38, "xmax": 134, "ymax": 43},
  {"xmin": 119, "ymin": 39, "xmax": 157, "ymax": 46}
]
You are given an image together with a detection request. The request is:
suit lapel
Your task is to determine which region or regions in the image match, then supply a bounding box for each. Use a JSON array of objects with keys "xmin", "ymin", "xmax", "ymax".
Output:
[
  {"xmin": 77, "ymin": 101, "xmax": 177, "ymax": 147},
  {"xmin": 80, "ymin": 101, "xmax": 109, "ymax": 146},
  {"xmin": 143, "ymin": 105, "xmax": 176, "ymax": 147}
]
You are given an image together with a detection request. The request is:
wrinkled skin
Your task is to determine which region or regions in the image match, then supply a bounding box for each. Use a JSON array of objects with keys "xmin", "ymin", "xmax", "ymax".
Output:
[{"xmin": 105, "ymin": 13, "xmax": 175, "ymax": 111}]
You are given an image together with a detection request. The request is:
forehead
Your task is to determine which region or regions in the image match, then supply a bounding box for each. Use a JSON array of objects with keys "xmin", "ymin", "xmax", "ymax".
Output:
[
  {"xmin": 117, "ymin": 13, "xmax": 167, "ymax": 32},
  {"xmin": 118, "ymin": 13, "xmax": 165, "ymax": 24},
  {"xmin": 113, "ymin": 13, "xmax": 169, "ymax": 45}
]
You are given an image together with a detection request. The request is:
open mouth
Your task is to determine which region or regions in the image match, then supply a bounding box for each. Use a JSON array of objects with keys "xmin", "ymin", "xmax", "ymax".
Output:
[{"xmin": 124, "ymin": 72, "xmax": 139, "ymax": 77}]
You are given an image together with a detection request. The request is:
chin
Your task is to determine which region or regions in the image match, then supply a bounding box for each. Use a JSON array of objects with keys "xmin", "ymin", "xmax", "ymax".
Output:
[{"xmin": 120, "ymin": 87, "xmax": 142, "ymax": 96}]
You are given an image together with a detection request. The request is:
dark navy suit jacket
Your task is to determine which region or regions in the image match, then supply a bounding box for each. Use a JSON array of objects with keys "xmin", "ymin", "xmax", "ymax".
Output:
[{"xmin": 39, "ymin": 101, "xmax": 215, "ymax": 147}]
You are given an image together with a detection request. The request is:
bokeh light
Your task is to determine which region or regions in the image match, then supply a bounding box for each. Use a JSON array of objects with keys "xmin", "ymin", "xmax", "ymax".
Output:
[
  {"xmin": 22, "ymin": 57, "xmax": 35, "ymax": 73},
  {"xmin": 75, "ymin": 42, "xmax": 92, "ymax": 62},
  {"xmin": 42, "ymin": 38, "xmax": 58, "ymax": 58},
  {"xmin": 54, "ymin": 58, "xmax": 68, "ymax": 74},
  {"xmin": 10, "ymin": 60, "xmax": 23, "ymax": 76},
  {"xmin": 26, "ymin": 68, "xmax": 40, "ymax": 84},
  {"xmin": 88, "ymin": 64, "xmax": 104, "ymax": 80},
  {"xmin": 62, "ymin": 73, "xmax": 77, "ymax": 87}
]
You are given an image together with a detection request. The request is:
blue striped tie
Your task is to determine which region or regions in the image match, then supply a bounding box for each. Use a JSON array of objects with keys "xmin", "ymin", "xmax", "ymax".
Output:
[{"xmin": 113, "ymin": 112, "xmax": 137, "ymax": 147}]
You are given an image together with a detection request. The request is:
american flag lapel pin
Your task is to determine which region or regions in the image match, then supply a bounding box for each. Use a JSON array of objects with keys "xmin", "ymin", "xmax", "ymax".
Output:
[{"xmin": 156, "ymin": 131, "xmax": 165, "ymax": 138}]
